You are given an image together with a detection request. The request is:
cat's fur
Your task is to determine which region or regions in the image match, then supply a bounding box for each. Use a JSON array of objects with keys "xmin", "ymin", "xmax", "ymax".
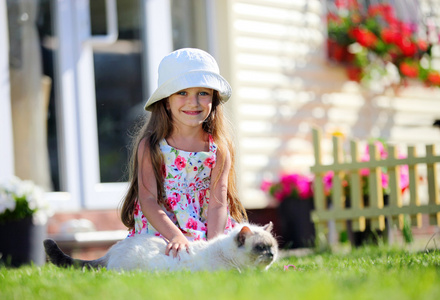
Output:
[{"xmin": 44, "ymin": 223, "xmax": 278, "ymax": 272}]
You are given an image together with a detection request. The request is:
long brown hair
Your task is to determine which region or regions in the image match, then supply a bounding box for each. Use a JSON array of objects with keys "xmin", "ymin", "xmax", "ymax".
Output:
[{"xmin": 120, "ymin": 91, "xmax": 247, "ymax": 229}]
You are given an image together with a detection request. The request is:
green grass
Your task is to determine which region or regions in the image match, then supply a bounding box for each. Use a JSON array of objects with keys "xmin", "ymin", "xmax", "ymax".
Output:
[{"xmin": 1, "ymin": 247, "xmax": 439, "ymax": 300}]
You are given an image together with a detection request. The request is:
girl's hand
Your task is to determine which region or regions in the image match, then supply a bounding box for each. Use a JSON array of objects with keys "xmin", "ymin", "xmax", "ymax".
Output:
[{"xmin": 165, "ymin": 235, "xmax": 190, "ymax": 258}]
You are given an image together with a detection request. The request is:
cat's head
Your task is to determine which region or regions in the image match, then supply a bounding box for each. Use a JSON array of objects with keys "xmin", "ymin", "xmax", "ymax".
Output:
[{"xmin": 234, "ymin": 222, "xmax": 278, "ymax": 270}]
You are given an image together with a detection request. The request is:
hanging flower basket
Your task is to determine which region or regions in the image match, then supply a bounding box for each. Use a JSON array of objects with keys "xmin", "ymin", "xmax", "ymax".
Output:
[{"xmin": 326, "ymin": 1, "xmax": 440, "ymax": 92}]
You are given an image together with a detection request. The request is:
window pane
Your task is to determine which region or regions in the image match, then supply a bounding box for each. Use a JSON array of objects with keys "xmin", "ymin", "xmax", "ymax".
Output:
[{"xmin": 92, "ymin": 0, "xmax": 145, "ymax": 182}]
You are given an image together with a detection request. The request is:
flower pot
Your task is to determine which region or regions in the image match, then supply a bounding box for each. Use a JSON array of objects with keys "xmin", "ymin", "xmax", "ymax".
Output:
[
  {"xmin": 0, "ymin": 217, "xmax": 47, "ymax": 267},
  {"xmin": 277, "ymin": 197, "xmax": 315, "ymax": 248}
]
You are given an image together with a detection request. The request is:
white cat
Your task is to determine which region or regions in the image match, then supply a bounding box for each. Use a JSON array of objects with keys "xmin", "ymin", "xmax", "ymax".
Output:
[{"xmin": 44, "ymin": 223, "xmax": 278, "ymax": 272}]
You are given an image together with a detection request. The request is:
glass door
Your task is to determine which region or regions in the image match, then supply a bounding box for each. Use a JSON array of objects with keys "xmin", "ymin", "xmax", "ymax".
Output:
[
  {"xmin": 36, "ymin": 0, "xmax": 212, "ymax": 210},
  {"xmin": 39, "ymin": 0, "xmax": 173, "ymax": 209}
]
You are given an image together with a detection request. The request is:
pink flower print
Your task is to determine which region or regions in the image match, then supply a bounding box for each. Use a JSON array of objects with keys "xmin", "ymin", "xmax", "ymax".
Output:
[
  {"xmin": 198, "ymin": 190, "xmax": 207, "ymax": 206},
  {"xmin": 134, "ymin": 202, "xmax": 140, "ymax": 216},
  {"xmin": 161, "ymin": 164, "xmax": 167, "ymax": 178},
  {"xmin": 194, "ymin": 166, "xmax": 198, "ymax": 171},
  {"xmin": 186, "ymin": 218, "xmax": 198, "ymax": 230},
  {"xmin": 186, "ymin": 193, "xmax": 193, "ymax": 205},
  {"xmin": 167, "ymin": 193, "xmax": 180, "ymax": 210},
  {"xmin": 174, "ymin": 156, "xmax": 186, "ymax": 170},
  {"xmin": 204, "ymin": 156, "xmax": 215, "ymax": 169},
  {"xmin": 142, "ymin": 218, "xmax": 147, "ymax": 230},
  {"xmin": 225, "ymin": 218, "xmax": 232, "ymax": 230}
]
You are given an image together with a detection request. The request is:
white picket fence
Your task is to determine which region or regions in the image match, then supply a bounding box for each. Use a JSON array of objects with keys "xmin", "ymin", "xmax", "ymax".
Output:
[{"xmin": 310, "ymin": 128, "xmax": 440, "ymax": 240}]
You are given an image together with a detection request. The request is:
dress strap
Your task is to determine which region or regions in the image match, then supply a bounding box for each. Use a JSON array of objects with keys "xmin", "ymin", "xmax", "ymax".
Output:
[{"xmin": 208, "ymin": 134, "xmax": 217, "ymax": 154}]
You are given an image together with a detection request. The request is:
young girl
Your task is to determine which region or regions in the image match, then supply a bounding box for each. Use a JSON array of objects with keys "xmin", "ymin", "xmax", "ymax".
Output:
[{"xmin": 120, "ymin": 48, "xmax": 247, "ymax": 258}]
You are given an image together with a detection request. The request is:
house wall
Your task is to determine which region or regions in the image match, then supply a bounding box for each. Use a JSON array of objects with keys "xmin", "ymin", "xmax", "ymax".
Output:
[{"xmin": 227, "ymin": 0, "xmax": 440, "ymax": 209}]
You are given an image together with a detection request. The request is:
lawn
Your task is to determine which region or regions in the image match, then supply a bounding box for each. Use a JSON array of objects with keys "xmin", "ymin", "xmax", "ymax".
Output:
[{"xmin": 1, "ymin": 247, "xmax": 439, "ymax": 300}]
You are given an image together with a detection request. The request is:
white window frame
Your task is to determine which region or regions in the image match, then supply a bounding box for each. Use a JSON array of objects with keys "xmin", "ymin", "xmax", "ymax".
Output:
[
  {"xmin": 49, "ymin": 0, "xmax": 173, "ymax": 211},
  {"xmin": 0, "ymin": 0, "xmax": 14, "ymax": 182}
]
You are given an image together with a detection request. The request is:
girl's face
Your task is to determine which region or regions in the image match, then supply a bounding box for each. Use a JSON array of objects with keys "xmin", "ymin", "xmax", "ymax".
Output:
[{"xmin": 167, "ymin": 87, "xmax": 214, "ymax": 130}]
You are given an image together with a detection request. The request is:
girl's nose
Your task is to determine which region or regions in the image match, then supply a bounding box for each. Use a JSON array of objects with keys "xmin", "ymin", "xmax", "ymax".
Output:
[{"xmin": 187, "ymin": 93, "xmax": 199, "ymax": 105}]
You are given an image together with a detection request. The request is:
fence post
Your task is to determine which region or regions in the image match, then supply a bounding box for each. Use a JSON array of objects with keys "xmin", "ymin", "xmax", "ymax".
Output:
[
  {"xmin": 387, "ymin": 145, "xmax": 404, "ymax": 228},
  {"xmin": 368, "ymin": 143, "xmax": 385, "ymax": 231},
  {"xmin": 426, "ymin": 145, "xmax": 440, "ymax": 226},
  {"xmin": 312, "ymin": 128, "xmax": 327, "ymax": 236},
  {"xmin": 349, "ymin": 140, "xmax": 365, "ymax": 231},
  {"xmin": 407, "ymin": 146, "xmax": 422, "ymax": 227},
  {"xmin": 331, "ymin": 135, "xmax": 345, "ymax": 233}
]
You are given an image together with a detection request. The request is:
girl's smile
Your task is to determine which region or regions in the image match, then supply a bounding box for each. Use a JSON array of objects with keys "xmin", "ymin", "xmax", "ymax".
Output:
[
  {"xmin": 168, "ymin": 87, "xmax": 213, "ymax": 129},
  {"xmin": 183, "ymin": 110, "xmax": 202, "ymax": 115}
]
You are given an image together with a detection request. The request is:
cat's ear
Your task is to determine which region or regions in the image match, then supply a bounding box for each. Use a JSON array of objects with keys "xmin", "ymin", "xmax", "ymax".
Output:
[
  {"xmin": 236, "ymin": 226, "xmax": 253, "ymax": 247},
  {"xmin": 263, "ymin": 222, "xmax": 273, "ymax": 232}
]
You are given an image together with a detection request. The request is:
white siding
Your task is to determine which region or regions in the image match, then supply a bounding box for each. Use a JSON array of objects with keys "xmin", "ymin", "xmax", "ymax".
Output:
[{"xmin": 229, "ymin": 0, "xmax": 440, "ymax": 208}]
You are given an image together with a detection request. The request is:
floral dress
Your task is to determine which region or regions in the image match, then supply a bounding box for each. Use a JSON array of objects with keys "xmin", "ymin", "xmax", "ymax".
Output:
[{"xmin": 128, "ymin": 135, "xmax": 235, "ymax": 241}]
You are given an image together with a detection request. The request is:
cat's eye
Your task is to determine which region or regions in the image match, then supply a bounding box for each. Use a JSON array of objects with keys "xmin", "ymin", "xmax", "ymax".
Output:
[{"xmin": 255, "ymin": 244, "xmax": 265, "ymax": 251}]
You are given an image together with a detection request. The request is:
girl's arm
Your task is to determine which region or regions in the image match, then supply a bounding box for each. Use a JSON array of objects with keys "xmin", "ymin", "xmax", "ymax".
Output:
[
  {"xmin": 137, "ymin": 138, "xmax": 189, "ymax": 257},
  {"xmin": 207, "ymin": 148, "xmax": 231, "ymax": 240}
]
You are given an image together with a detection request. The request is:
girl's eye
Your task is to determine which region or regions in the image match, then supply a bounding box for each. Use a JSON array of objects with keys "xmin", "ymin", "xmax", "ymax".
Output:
[
  {"xmin": 177, "ymin": 91, "xmax": 187, "ymax": 96},
  {"xmin": 199, "ymin": 91, "xmax": 210, "ymax": 96}
]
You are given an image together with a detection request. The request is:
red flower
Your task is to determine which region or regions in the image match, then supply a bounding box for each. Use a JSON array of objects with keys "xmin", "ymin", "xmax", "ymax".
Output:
[
  {"xmin": 335, "ymin": 0, "xmax": 358, "ymax": 9},
  {"xmin": 399, "ymin": 62, "xmax": 419, "ymax": 78},
  {"xmin": 417, "ymin": 39, "xmax": 428, "ymax": 52},
  {"xmin": 396, "ymin": 38, "xmax": 417, "ymax": 57},
  {"xmin": 350, "ymin": 28, "xmax": 378, "ymax": 48},
  {"xmin": 198, "ymin": 190, "xmax": 207, "ymax": 207},
  {"xmin": 427, "ymin": 71, "xmax": 440, "ymax": 85},
  {"xmin": 174, "ymin": 156, "xmax": 186, "ymax": 170},
  {"xmin": 381, "ymin": 28, "xmax": 400, "ymax": 44},
  {"xmin": 161, "ymin": 164, "xmax": 167, "ymax": 178},
  {"xmin": 203, "ymin": 156, "xmax": 216, "ymax": 169}
]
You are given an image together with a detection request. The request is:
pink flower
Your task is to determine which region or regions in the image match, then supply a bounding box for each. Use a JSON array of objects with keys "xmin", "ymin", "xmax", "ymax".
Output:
[
  {"xmin": 398, "ymin": 162, "xmax": 409, "ymax": 192},
  {"xmin": 174, "ymin": 156, "xmax": 186, "ymax": 170},
  {"xmin": 198, "ymin": 190, "xmax": 207, "ymax": 206},
  {"xmin": 186, "ymin": 218, "xmax": 198, "ymax": 230},
  {"xmin": 381, "ymin": 173, "xmax": 389, "ymax": 189},
  {"xmin": 260, "ymin": 180, "xmax": 272, "ymax": 193},
  {"xmin": 323, "ymin": 171, "xmax": 334, "ymax": 196},
  {"xmin": 261, "ymin": 173, "xmax": 314, "ymax": 201},
  {"xmin": 167, "ymin": 193, "xmax": 180, "ymax": 210}
]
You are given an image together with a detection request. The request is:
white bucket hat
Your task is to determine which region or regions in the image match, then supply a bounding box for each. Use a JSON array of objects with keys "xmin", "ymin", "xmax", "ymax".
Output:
[{"xmin": 144, "ymin": 48, "xmax": 232, "ymax": 111}]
